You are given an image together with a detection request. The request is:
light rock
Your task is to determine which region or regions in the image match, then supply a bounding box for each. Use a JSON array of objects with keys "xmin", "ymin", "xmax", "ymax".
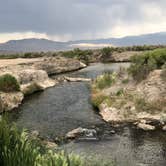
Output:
[
  {"xmin": 64, "ymin": 76, "xmax": 91, "ymax": 82},
  {"xmin": 43, "ymin": 141, "xmax": 58, "ymax": 149},
  {"xmin": 34, "ymin": 57, "xmax": 86, "ymax": 75},
  {"xmin": 137, "ymin": 123, "xmax": 155, "ymax": 131},
  {"xmin": 162, "ymin": 125, "xmax": 166, "ymax": 131},
  {"xmin": 137, "ymin": 70, "xmax": 166, "ymax": 102},
  {"xmin": 66, "ymin": 127, "xmax": 97, "ymax": 139},
  {"xmin": 0, "ymin": 92, "xmax": 24, "ymax": 113}
]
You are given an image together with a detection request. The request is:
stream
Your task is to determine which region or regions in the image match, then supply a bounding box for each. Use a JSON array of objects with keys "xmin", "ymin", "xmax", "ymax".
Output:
[{"xmin": 9, "ymin": 63, "xmax": 166, "ymax": 166}]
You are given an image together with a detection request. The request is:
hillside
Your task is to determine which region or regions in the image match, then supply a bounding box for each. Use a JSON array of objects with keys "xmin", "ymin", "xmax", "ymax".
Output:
[{"xmin": 0, "ymin": 32, "xmax": 166, "ymax": 52}]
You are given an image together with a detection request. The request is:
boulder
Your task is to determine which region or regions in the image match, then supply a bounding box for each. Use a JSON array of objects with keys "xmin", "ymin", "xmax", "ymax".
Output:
[
  {"xmin": 0, "ymin": 92, "xmax": 24, "ymax": 113},
  {"xmin": 137, "ymin": 123, "xmax": 155, "ymax": 131},
  {"xmin": 66, "ymin": 127, "xmax": 97, "ymax": 139}
]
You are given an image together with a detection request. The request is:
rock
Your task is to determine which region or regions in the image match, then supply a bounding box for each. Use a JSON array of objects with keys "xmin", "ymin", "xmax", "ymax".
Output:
[
  {"xmin": 162, "ymin": 125, "xmax": 166, "ymax": 131},
  {"xmin": 137, "ymin": 123, "xmax": 155, "ymax": 131},
  {"xmin": 0, "ymin": 92, "xmax": 24, "ymax": 113},
  {"xmin": 34, "ymin": 57, "xmax": 86, "ymax": 75},
  {"xmin": 66, "ymin": 127, "xmax": 84, "ymax": 139},
  {"xmin": 137, "ymin": 70, "xmax": 166, "ymax": 102},
  {"xmin": 64, "ymin": 76, "xmax": 91, "ymax": 82},
  {"xmin": 66, "ymin": 127, "xmax": 97, "ymax": 139},
  {"xmin": 31, "ymin": 130, "xmax": 40, "ymax": 138},
  {"xmin": 99, "ymin": 104, "xmax": 124, "ymax": 122},
  {"xmin": 43, "ymin": 140, "xmax": 58, "ymax": 149}
]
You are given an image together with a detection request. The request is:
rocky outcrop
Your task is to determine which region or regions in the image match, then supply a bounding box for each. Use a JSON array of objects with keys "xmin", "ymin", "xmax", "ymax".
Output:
[
  {"xmin": 33, "ymin": 57, "xmax": 86, "ymax": 75},
  {"xmin": 0, "ymin": 92, "xmax": 24, "ymax": 113},
  {"xmin": 0, "ymin": 56, "xmax": 86, "ymax": 112},
  {"xmin": 92, "ymin": 69, "xmax": 166, "ymax": 129},
  {"xmin": 108, "ymin": 51, "xmax": 142, "ymax": 62},
  {"xmin": 137, "ymin": 70, "xmax": 166, "ymax": 102}
]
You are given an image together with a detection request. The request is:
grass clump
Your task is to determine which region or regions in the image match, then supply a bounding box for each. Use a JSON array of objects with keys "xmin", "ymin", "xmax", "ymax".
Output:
[
  {"xmin": 0, "ymin": 74, "xmax": 20, "ymax": 92},
  {"xmin": 94, "ymin": 72, "xmax": 116, "ymax": 90},
  {"xmin": 0, "ymin": 117, "xmax": 115, "ymax": 166},
  {"xmin": 129, "ymin": 48, "xmax": 166, "ymax": 81},
  {"xmin": 91, "ymin": 93, "xmax": 111, "ymax": 108},
  {"xmin": 0, "ymin": 117, "xmax": 83, "ymax": 166}
]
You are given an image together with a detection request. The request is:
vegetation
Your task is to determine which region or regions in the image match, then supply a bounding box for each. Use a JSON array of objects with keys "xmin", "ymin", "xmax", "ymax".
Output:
[
  {"xmin": 0, "ymin": 74, "xmax": 20, "ymax": 92},
  {"xmin": 129, "ymin": 48, "xmax": 166, "ymax": 81},
  {"xmin": 61, "ymin": 48, "xmax": 93, "ymax": 64},
  {"xmin": 94, "ymin": 72, "xmax": 116, "ymax": 90},
  {"xmin": 100, "ymin": 47, "xmax": 113, "ymax": 62},
  {"xmin": 0, "ymin": 117, "xmax": 115, "ymax": 166}
]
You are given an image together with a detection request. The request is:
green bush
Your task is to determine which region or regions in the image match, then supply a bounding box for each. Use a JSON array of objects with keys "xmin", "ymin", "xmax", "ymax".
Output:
[
  {"xmin": 129, "ymin": 48, "xmax": 166, "ymax": 81},
  {"xmin": 100, "ymin": 47, "xmax": 113, "ymax": 62},
  {"xmin": 94, "ymin": 72, "xmax": 116, "ymax": 89},
  {"xmin": 0, "ymin": 74, "xmax": 20, "ymax": 92}
]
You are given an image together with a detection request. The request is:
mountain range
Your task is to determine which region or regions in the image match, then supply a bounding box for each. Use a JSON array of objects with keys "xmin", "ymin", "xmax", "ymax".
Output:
[{"xmin": 0, "ymin": 32, "xmax": 166, "ymax": 52}]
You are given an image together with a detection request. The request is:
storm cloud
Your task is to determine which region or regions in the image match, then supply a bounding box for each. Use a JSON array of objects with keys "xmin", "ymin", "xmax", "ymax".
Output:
[{"xmin": 0, "ymin": 0, "xmax": 166, "ymax": 41}]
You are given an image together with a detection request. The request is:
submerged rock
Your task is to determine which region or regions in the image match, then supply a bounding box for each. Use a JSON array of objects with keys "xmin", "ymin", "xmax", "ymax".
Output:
[{"xmin": 66, "ymin": 127, "xmax": 97, "ymax": 139}]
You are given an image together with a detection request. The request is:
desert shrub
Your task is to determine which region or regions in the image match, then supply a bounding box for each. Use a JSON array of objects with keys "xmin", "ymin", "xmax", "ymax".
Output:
[
  {"xmin": 0, "ymin": 74, "xmax": 20, "ymax": 92},
  {"xmin": 62, "ymin": 48, "xmax": 92, "ymax": 64},
  {"xmin": 129, "ymin": 48, "xmax": 166, "ymax": 81},
  {"xmin": 91, "ymin": 93, "xmax": 111, "ymax": 108},
  {"xmin": 94, "ymin": 72, "xmax": 116, "ymax": 89},
  {"xmin": 100, "ymin": 47, "xmax": 113, "ymax": 62}
]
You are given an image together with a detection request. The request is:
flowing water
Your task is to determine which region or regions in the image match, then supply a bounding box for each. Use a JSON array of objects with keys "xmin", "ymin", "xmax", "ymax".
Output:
[{"xmin": 9, "ymin": 63, "xmax": 166, "ymax": 166}]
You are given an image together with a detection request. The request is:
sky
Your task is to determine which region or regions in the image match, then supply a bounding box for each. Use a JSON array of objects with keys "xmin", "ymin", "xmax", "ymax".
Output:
[{"xmin": 0, "ymin": 0, "xmax": 166, "ymax": 43}]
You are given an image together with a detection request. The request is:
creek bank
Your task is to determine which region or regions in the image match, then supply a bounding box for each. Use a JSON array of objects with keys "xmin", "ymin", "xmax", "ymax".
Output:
[
  {"xmin": 91, "ymin": 69, "xmax": 166, "ymax": 131},
  {"xmin": 0, "ymin": 57, "xmax": 86, "ymax": 112}
]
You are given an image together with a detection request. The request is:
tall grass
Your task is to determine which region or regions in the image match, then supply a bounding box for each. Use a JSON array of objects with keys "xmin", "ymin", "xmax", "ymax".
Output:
[
  {"xmin": 0, "ymin": 117, "xmax": 83, "ymax": 166},
  {"xmin": 0, "ymin": 117, "xmax": 115, "ymax": 166}
]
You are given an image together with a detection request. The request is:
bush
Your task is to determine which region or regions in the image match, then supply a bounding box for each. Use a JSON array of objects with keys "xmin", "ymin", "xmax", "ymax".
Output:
[
  {"xmin": 94, "ymin": 72, "xmax": 116, "ymax": 89},
  {"xmin": 100, "ymin": 47, "xmax": 113, "ymax": 62},
  {"xmin": 91, "ymin": 93, "xmax": 111, "ymax": 108},
  {"xmin": 0, "ymin": 74, "xmax": 20, "ymax": 92},
  {"xmin": 129, "ymin": 48, "xmax": 166, "ymax": 81}
]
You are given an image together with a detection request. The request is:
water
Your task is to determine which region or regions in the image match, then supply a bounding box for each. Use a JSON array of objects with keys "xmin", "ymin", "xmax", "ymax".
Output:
[{"xmin": 9, "ymin": 63, "xmax": 166, "ymax": 166}]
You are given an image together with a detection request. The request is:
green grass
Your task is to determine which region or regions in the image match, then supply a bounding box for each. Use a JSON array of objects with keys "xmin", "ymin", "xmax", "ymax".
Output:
[
  {"xmin": 94, "ymin": 72, "xmax": 116, "ymax": 90},
  {"xmin": 0, "ymin": 117, "xmax": 115, "ymax": 166},
  {"xmin": 129, "ymin": 48, "xmax": 166, "ymax": 81},
  {"xmin": 0, "ymin": 74, "xmax": 20, "ymax": 92}
]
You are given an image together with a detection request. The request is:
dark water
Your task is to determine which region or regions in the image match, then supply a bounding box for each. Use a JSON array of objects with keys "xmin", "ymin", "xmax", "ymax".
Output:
[{"xmin": 9, "ymin": 63, "xmax": 166, "ymax": 166}]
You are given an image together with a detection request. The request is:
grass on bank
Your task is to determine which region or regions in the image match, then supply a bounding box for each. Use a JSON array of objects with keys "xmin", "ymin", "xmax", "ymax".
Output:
[
  {"xmin": 129, "ymin": 48, "xmax": 166, "ymax": 81},
  {"xmin": 93, "ymin": 72, "xmax": 117, "ymax": 90},
  {"xmin": 0, "ymin": 74, "xmax": 20, "ymax": 92},
  {"xmin": 0, "ymin": 117, "xmax": 115, "ymax": 166}
]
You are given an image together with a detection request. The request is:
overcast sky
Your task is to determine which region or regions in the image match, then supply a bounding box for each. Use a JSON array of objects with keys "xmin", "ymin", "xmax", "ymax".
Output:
[{"xmin": 0, "ymin": 0, "xmax": 166, "ymax": 43}]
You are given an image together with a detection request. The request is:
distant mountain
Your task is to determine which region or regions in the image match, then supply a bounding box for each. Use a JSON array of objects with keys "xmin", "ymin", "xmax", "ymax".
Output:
[
  {"xmin": 0, "ymin": 32, "xmax": 166, "ymax": 52},
  {"xmin": 0, "ymin": 38, "xmax": 68, "ymax": 52}
]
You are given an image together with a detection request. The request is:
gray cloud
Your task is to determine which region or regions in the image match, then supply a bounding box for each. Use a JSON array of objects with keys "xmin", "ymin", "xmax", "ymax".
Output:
[{"xmin": 0, "ymin": 0, "xmax": 166, "ymax": 40}]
